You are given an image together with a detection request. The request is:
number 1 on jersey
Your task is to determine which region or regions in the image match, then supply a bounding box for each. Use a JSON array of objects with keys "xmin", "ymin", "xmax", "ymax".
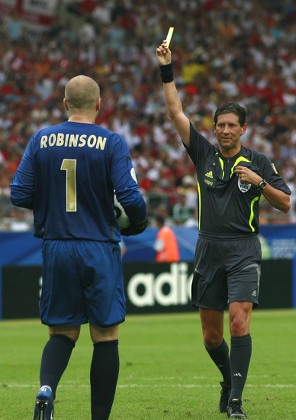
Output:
[{"xmin": 61, "ymin": 159, "xmax": 77, "ymax": 212}]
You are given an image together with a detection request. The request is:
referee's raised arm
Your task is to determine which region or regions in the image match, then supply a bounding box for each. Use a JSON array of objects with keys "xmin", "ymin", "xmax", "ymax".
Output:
[{"xmin": 156, "ymin": 41, "xmax": 190, "ymax": 146}]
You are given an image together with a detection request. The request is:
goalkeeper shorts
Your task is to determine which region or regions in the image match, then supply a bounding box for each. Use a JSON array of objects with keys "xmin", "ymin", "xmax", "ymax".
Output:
[{"xmin": 40, "ymin": 239, "xmax": 126, "ymax": 327}]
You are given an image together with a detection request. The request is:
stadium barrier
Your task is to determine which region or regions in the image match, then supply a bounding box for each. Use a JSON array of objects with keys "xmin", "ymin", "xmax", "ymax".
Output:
[
  {"xmin": 0, "ymin": 259, "xmax": 294, "ymax": 320},
  {"xmin": 0, "ymin": 226, "xmax": 296, "ymax": 319}
]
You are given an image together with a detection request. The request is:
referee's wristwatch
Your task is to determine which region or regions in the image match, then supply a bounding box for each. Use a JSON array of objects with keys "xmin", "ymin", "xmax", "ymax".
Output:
[{"xmin": 257, "ymin": 179, "xmax": 267, "ymax": 191}]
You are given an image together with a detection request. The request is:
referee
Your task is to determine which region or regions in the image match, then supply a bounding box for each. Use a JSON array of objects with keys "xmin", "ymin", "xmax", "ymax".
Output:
[
  {"xmin": 10, "ymin": 75, "xmax": 148, "ymax": 420},
  {"xmin": 156, "ymin": 41, "xmax": 291, "ymax": 419}
]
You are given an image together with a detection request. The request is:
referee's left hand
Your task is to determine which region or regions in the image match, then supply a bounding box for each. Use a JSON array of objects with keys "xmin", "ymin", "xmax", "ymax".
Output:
[{"xmin": 234, "ymin": 165, "xmax": 262, "ymax": 186}]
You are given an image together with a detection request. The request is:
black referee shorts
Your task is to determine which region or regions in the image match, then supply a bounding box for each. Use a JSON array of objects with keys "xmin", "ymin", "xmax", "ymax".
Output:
[{"xmin": 191, "ymin": 234, "xmax": 261, "ymax": 310}]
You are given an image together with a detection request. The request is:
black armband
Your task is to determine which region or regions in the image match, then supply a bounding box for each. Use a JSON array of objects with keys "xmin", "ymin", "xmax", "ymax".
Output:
[{"xmin": 160, "ymin": 63, "xmax": 174, "ymax": 83}]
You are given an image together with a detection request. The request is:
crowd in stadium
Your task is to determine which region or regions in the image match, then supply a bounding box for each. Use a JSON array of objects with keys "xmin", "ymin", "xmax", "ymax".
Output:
[{"xmin": 0, "ymin": 0, "xmax": 296, "ymax": 230}]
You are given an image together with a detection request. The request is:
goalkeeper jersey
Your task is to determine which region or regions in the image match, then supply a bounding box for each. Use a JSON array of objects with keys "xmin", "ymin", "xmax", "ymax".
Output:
[
  {"xmin": 10, "ymin": 121, "xmax": 146, "ymax": 241},
  {"xmin": 185, "ymin": 123, "xmax": 291, "ymax": 237}
]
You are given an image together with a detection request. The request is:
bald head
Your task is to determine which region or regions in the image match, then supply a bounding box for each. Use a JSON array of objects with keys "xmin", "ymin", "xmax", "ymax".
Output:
[{"xmin": 64, "ymin": 75, "xmax": 100, "ymax": 116}]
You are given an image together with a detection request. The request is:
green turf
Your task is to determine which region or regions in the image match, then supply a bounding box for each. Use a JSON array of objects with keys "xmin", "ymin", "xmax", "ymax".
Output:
[{"xmin": 1, "ymin": 309, "xmax": 296, "ymax": 419}]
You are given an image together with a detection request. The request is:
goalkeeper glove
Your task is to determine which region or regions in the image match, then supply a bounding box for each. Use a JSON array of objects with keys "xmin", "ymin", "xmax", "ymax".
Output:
[{"xmin": 120, "ymin": 217, "xmax": 148, "ymax": 236}]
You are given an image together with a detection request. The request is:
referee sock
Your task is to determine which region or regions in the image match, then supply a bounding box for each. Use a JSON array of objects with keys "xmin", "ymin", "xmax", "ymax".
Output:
[
  {"xmin": 230, "ymin": 334, "xmax": 252, "ymax": 400},
  {"xmin": 40, "ymin": 334, "xmax": 75, "ymax": 398},
  {"xmin": 206, "ymin": 339, "xmax": 231, "ymax": 387},
  {"xmin": 90, "ymin": 340, "xmax": 119, "ymax": 420}
]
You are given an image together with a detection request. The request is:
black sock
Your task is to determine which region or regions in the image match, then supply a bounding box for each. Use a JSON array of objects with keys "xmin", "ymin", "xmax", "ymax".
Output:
[
  {"xmin": 40, "ymin": 334, "xmax": 75, "ymax": 398},
  {"xmin": 90, "ymin": 340, "xmax": 119, "ymax": 420},
  {"xmin": 206, "ymin": 339, "xmax": 231, "ymax": 387},
  {"xmin": 230, "ymin": 334, "xmax": 252, "ymax": 400}
]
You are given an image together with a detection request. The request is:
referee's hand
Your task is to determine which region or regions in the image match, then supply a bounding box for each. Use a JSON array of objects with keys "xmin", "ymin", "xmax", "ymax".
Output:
[
  {"xmin": 156, "ymin": 42, "xmax": 172, "ymax": 66},
  {"xmin": 234, "ymin": 165, "xmax": 262, "ymax": 186}
]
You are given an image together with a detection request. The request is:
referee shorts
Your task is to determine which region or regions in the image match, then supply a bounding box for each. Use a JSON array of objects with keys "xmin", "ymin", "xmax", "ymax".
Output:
[
  {"xmin": 191, "ymin": 234, "xmax": 261, "ymax": 310},
  {"xmin": 40, "ymin": 240, "xmax": 126, "ymax": 327}
]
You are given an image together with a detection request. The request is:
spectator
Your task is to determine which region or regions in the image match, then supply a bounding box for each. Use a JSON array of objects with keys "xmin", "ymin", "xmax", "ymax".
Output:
[
  {"xmin": 1, "ymin": 0, "xmax": 296, "ymax": 227},
  {"xmin": 172, "ymin": 193, "xmax": 194, "ymax": 225},
  {"xmin": 154, "ymin": 215, "xmax": 180, "ymax": 263}
]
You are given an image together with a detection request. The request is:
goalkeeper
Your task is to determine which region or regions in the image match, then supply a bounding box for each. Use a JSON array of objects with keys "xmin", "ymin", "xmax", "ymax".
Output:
[
  {"xmin": 10, "ymin": 75, "xmax": 147, "ymax": 420},
  {"xmin": 156, "ymin": 39, "xmax": 291, "ymax": 419}
]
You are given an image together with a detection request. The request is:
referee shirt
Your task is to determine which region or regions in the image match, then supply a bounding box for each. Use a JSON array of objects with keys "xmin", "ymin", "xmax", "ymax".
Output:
[{"xmin": 185, "ymin": 123, "xmax": 291, "ymax": 236}]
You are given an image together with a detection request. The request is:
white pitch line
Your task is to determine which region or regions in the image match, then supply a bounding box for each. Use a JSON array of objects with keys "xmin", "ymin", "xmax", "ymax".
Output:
[{"xmin": 3, "ymin": 383, "xmax": 296, "ymax": 389}]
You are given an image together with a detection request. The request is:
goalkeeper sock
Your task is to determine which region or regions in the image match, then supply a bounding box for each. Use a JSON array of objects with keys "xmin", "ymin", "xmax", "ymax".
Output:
[
  {"xmin": 91, "ymin": 340, "xmax": 119, "ymax": 420},
  {"xmin": 40, "ymin": 334, "xmax": 75, "ymax": 398}
]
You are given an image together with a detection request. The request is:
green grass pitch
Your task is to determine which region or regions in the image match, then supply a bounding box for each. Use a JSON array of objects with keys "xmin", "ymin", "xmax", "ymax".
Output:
[{"xmin": 0, "ymin": 309, "xmax": 296, "ymax": 419}]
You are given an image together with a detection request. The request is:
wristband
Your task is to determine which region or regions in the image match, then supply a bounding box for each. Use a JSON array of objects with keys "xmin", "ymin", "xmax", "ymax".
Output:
[{"xmin": 160, "ymin": 63, "xmax": 174, "ymax": 83}]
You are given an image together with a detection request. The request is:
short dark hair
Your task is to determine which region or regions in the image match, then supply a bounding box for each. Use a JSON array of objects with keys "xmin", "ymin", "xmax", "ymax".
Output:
[
  {"xmin": 155, "ymin": 215, "xmax": 165, "ymax": 226},
  {"xmin": 214, "ymin": 102, "xmax": 247, "ymax": 126}
]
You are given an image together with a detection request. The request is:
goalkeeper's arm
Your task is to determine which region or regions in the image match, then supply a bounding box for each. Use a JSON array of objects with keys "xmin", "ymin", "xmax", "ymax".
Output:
[
  {"xmin": 120, "ymin": 216, "xmax": 148, "ymax": 236},
  {"xmin": 116, "ymin": 190, "xmax": 148, "ymax": 236}
]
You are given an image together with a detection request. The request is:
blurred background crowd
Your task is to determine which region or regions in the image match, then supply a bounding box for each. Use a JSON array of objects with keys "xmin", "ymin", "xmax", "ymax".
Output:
[{"xmin": 0, "ymin": 0, "xmax": 296, "ymax": 231}]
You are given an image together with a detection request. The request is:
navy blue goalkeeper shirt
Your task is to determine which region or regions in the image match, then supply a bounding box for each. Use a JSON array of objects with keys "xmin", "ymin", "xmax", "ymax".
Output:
[{"xmin": 10, "ymin": 121, "xmax": 146, "ymax": 241}]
